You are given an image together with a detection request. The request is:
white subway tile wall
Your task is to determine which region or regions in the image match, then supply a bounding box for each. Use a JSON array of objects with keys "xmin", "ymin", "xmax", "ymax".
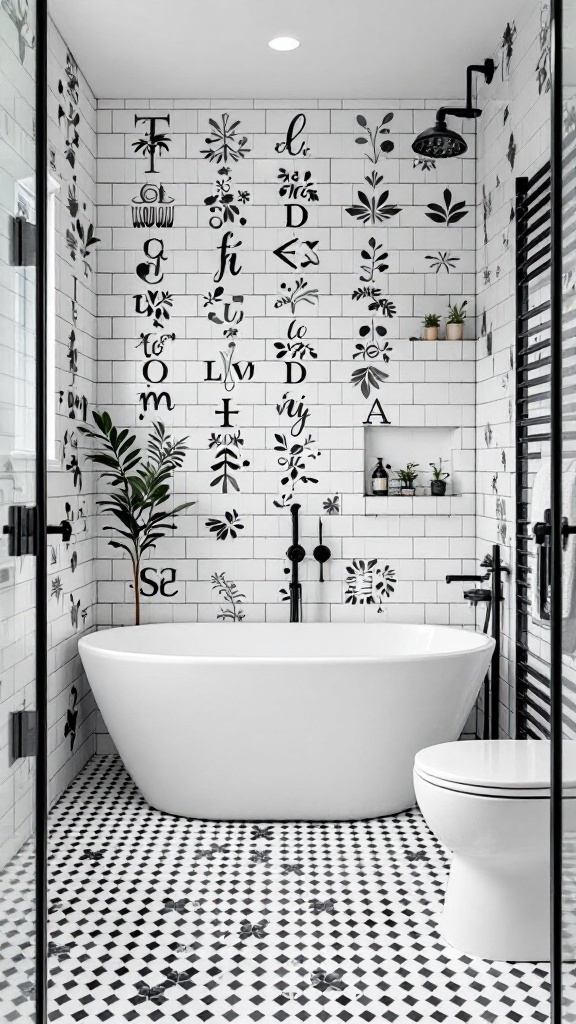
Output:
[
  {"xmin": 0, "ymin": 0, "xmax": 37, "ymax": 868},
  {"xmin": 475, "ymin": 0, "xmax": 551, "ymax": 738},
  {"xmin": 94, "ymin": 101, "xmax": 479, "ymax": 691},
  {"xmin": 46, "ymin": 21, "xmax": 98, "ymax": 804}
]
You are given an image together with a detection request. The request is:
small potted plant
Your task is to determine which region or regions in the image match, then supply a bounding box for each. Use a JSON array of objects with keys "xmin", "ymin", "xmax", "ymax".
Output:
[
  {"xmin": 446, "ymin": 300, "xmax": 468, "ymax": 341},
  {"xmin": 397, "ymin": 462, "xmax": 419, "ymax": 496},
  {"xmin": 429, "ymin": 458, "xmax": 450, "ymax": 496},
  {"xmin": 422, "ymin": 313, "xmax": 440, "ymax": 341}
]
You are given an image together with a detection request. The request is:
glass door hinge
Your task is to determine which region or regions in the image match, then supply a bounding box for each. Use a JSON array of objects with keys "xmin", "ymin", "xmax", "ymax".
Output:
[{"xmin": 10, "ymin": 710, "xmax": 38, "ymax": 762}]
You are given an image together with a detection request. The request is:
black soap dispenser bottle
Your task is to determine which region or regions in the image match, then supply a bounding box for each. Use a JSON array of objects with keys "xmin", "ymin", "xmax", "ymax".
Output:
[{"xmin": 372, "ymin": 458, "xmax": 390, "ymax": 496}]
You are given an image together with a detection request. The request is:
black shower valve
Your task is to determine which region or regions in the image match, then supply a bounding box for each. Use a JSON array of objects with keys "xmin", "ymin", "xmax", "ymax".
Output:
[
  {"xmin": 313, "ymin": 518, "xmax": 331, "ymax": 582},
  {"xmin": 286, "ymin": 543, "xmax": 306, "ymax": 563}
]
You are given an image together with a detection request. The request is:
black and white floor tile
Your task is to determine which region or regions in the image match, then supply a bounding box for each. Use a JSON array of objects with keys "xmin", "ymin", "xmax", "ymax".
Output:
[
  {"xmin": 6, "ymin": 756, "xmax": 552, "ymax": 1023},
  {"xmin": 0, "ymin": 838, "xmax": 36, "ymax": 1023}
]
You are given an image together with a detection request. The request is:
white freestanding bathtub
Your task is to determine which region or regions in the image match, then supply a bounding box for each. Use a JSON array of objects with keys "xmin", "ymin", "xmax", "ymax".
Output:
[{"xmin": 79, "ymin": 623, "xmax": 494, "ymax": 821}]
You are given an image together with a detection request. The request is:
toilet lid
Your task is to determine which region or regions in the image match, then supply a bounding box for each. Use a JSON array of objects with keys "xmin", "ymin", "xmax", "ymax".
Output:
[{"xmin": 414, "ymin": 740, "xmax": 576, "ymax": 794}]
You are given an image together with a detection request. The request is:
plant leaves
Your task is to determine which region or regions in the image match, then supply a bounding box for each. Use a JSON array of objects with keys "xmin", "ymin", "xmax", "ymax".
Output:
[{"xmin": 447, "ymin": 210, "xmax": 468, "ymax": 224}]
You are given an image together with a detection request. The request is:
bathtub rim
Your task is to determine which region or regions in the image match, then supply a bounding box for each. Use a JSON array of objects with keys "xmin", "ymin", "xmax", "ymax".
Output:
[{"xmin": 78, "ymin": 623, "xmax": 495, "ymax": 665}]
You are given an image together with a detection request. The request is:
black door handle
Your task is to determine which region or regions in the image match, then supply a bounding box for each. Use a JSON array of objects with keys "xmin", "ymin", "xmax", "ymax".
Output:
[
  {"xmin": 534, "ymin": 515, "xmax": 576, "ymax": 551},
  {"xmin": 562, "ymin": 517, "xmax": 576, "ymax": 551},
  {"xmin": 533, "ymin": 519, "xmax": 551, "ymax": 545},
  {"xmin": 47, "ymin": 520, "xmax": 73, "ymax": 543}
]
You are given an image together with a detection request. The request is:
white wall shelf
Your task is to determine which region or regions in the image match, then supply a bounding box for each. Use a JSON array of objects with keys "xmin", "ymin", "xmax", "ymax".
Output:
[{"xmin": 364, "ymin": 494, "xmax": 469, "ymax": 516}]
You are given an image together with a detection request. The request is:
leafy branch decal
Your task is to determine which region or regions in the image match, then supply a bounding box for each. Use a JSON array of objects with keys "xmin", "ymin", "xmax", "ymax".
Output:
[
  {"xmin": 425, "ymin": 188, "xmax": 469, "ymax": 226},
  {"xmin": 75, "ymin": 220, "xmax": 100, "ymax": 277},
  {"xmin": 351, "ymin": 287, "xmax": 396, "ymax": 317},
  {"xmin": 323, "ymin": 495, "xmax": 340, "ymax": 515},
  {"xmin": 211, "ymin": 573, "xmax": 245, "ymax": 621},
  {"xmin": 353, "ymin": 332, "xmax": 392, "ymax": 362},
  {"xmin": 354, "ymin": 113, "xmax": 394, "ymax": 163},
  {"xmin": 425, "ymin": 251, "xmax": 460, "ymax": 274},
  {"xmin": 278, "ymin": 168, "xmax": 318, "ymax": 202},
  {"xmin": 359, "ymin": 237, "xmax": 389, "ymax": 282},
  {"xmin": 132, "ymin": 131, "xmax": 171, "ymax": 174},
  {"xmin": 346, "ymin": 172, "xmax": 401, "ymax": 225},
  {"xmin": 273, "ymin": 433, "xmax": 320, "ymax": 508},
  {"xmin": 208, "ymin": 432, "xmax": 250, "ymax": 493},
  {"xmin": 205, "ymin": 509, "xmax": 244, "ymax": 541},
  {"xmin": 201, "ymin": 114, "xmax": 250, "ymax": 164},
  {"xmin": 344, "ymin": 559, "xmax": 396, "ymax": 604},
  {"xmin": 2, "ymin": 0, "xmax": 35, "ymax": 62},
  {"xmin": 274, "ymin": 339, "xmax": 317, "ymax": 361},
  {"xmin": 350, "ymin": 365, "xmax": 389, "ymax": 399},
  {"xmin": 274, "ymin": 278, "xmax": 319, "ymax": 314}
]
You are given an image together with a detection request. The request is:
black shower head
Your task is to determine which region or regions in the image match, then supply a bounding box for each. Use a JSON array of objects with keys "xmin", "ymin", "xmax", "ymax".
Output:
[
  {"xmin": 412, "ymin": 118, "xmax": 468, "ymax": 159},
  {"xmin": 412, "ymin": 58, "xmax": 495, "ymax": 160}
]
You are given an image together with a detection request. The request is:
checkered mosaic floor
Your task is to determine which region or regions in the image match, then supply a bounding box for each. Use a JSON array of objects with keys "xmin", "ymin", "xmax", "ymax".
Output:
[
  {"xmin": 0, "ymin": 837, "xmax": 36, "ymax": 1023},
  {"xmin": 6, "ymin": 755, "xmax": 553, "ymax": 1022}
]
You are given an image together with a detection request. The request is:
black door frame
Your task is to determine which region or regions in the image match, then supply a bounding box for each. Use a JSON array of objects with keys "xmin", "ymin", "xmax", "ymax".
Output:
[
  {"xmin": 26, "ymin": 2, "xmax": 567, "ymax": 1021},
  {"xmin": 35, "ymin": 0, "xmax": 48, "ymax": 1020},
  {"xmin": 550, "ymin": 0, "xmax": 563, "ymax": 1019}
]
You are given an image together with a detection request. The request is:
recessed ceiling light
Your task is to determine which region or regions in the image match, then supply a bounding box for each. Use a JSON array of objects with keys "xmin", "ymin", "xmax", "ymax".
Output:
[{"xmin": 268, "ymin": 36, "xmax": 300, "ymax": 51}]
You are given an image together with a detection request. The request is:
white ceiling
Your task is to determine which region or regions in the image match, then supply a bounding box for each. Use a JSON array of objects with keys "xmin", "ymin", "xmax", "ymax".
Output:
[{"xmin": 48, "ymin": 0, "xmax": 527, "ymax": 100}]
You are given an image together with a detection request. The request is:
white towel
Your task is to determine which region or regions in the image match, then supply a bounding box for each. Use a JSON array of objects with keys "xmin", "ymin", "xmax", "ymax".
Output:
[{"xmin": 531, "ymin": 459, "xmax": 550, "ymax": 623}]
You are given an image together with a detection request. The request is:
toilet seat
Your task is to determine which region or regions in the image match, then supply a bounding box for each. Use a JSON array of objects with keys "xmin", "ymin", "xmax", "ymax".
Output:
[
  {"xmin": 413, "ymin": 766, "xmax": 555, "ymax": 799},
  {"xmin": 414, "ymin": 739, "xmax": 576, "ymax": 799}
]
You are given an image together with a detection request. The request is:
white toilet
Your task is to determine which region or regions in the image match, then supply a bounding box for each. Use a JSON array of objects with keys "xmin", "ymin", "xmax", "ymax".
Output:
[{"xmin": 414, "ymin": 739, "xmax": 576, "ymax": 962}]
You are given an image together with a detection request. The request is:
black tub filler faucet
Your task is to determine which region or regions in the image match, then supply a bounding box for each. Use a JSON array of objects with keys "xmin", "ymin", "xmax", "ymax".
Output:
[
  {"xmin": 446, "ymin": 544, "xmax": 510, "ymax": 739},
  {"xmin": 286, "ymin": 505, "xmax": 331, "ymax": 622},
  {"xmin": 286, "ymin": 504, "xmax": 306, "ymax": 623}
]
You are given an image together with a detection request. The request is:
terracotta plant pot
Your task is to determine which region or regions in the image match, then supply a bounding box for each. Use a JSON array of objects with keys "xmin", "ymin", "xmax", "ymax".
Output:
[
  {"xmin": 446, "ymin": 323, "xmax": 463, "ymax": 341},
  {"xmin": 424, "ymin": 327, "xmax": 439, "ymax": 341},
  {"xmin": 430, "ymin": 480, "xmax": 447, "ymax": 496}
]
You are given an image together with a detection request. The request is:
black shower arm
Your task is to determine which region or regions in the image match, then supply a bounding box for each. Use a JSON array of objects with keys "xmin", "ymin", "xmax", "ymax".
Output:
[
  {"xmin": 437, "ymin": 59, "xmax": 495, "ymax": 123},
  {"xmin": 436, "ymin": 104, "xmax": 481, "ymax": 122}
]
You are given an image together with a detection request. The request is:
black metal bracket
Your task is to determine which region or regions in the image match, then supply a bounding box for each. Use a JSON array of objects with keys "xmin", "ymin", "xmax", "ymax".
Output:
[
  {"xmin": 10, "ymin": 214, "xmax": 36, "ymax": 266},
  {"xmin": 3, "ymin": 505, "xmax": 72, "ymax": 556},
  {"xmin": 3, "ymin": 505, "xmax": 36, "ymax": 556},
  {"xmin": 10, "ymin": 710, "xmax": 38, "ymax": 763}
]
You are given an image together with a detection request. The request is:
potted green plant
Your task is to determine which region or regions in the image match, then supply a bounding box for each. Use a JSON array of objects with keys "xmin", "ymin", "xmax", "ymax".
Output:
[
  {"xmin": 429, "ymin": 458, "xmax": 450, "ymax": 496},
  {"xmin": 422, "ymin": 313, "xmax": 440, "ymax": 341},
  {"xmin": 397, "ymin": 462, "xmax": 419, "ymax": 496},
  {"xmin": 79, "ymin": 412, "xmax": 195, "ymax": 625},
  {"xmin": 446, "ymin": 300, "xmax": 468, "ymax": 341}
]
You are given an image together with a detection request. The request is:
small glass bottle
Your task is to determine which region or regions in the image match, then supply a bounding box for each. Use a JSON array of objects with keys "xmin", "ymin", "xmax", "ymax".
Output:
[{"xmin": 371, "ymin": 459, "xmax": 390, "ymax": 496}]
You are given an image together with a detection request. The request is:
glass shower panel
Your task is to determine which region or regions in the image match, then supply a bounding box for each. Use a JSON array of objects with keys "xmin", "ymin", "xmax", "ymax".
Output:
[
  {"xmin": 0, "ymin": 0, "xmax": 38, "ymax": 1020},
  {"xmin": 562, "ymin": 0, "xmax": 576, "ymax": 1017}
]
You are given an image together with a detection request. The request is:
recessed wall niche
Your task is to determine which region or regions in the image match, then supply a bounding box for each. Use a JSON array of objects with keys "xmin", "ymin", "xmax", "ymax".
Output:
[{"xmin": 364, "ymin": 425, "xmax": 469, "ymax": 502}]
